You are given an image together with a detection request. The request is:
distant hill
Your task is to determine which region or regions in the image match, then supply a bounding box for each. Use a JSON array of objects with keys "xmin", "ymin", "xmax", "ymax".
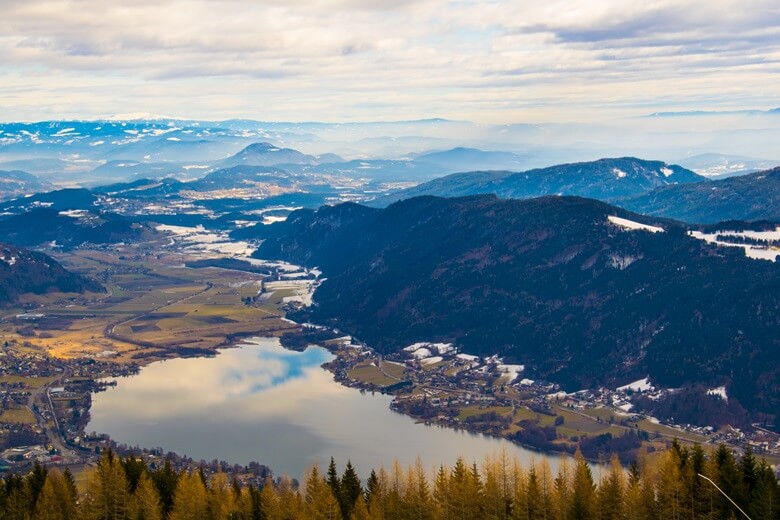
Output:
[
  {"xmin": 0, "ymin": 208, "xmax": 143, "ymax": 248},
  {"xmin": 675, "ymin": 153, "xmax": 779, "ymax": 179},
  {"xmin": 254, "ymin": 195, "xmax": 780, "ymax": 421},
  {"xmin": 86, "ymin": 160, "xmax": 192, "ymax": 185},
  {"xmin": 0, "ymin": 170, "xmax": 51, "ymax": 200},
  {"xmin": 219, "ymin": 142, "xmax": 330, "ymax": 168},
  {"xmin": 414, "ymin": 147, "xmax": 528, "ymax": 171},
  {"xmin": 0, "ymin": 242, "xmax": 103, "ymax": 304},
  {"xmin": 619, "ymin": 167, "xmax": 780, "ymax": 223},
  {"xmin": 0, "ymin": 188, "xmax": 97, "ymax": 215},
  {"xmin": 189, "ymin": 165, "xmax": 297, "ymax": 191},
  {"xmin": 372, "ymin": 157, "xmax": 705, "ymax": 206}
]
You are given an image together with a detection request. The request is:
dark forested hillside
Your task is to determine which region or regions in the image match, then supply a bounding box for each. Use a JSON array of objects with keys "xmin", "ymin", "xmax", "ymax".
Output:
[
  {"xmin": 0, "ymin": 208, "xmax": 143, "ymax": 248},
  {"xmin": 372, "ymin": 157, "xmax": 704, "ymax": 206},
  {"xmin": 618, "ymin": 166, "xmax": 780, "ymax": 223},
  {"xmin": 0, "ymin": 242, "xmax": 103, "ymax": 304},
  {"xmin": 252, "ymin": 195, "xmax": 780, "ymax": 420}
]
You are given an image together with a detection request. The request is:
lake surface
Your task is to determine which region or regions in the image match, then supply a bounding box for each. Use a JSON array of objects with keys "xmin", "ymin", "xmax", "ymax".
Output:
[{"xmin": 88, "ymin": 337, "xmax": 580, "ymax": 479}]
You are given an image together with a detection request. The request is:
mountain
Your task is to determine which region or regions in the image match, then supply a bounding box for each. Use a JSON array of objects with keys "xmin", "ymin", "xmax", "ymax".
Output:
[
  {"xmin": 253, "ymin": 195, "xmax": 780, "ymax": 421},
  {"xmin": 372, "ymin": 157, "xmax": 705, "ymax": 206},
  {"xmin": 0, "ymin": 188, "xmax": 97, "ymax": 215},
  {"xmin": 0, "ymin": 242, "xmax": 103, "ymax": 304},
  {"xmin": 0, "ymin": 208, "xmax": 143, "ymax": 248},
  {"xmin": 619, "ymin": 167, "xmax": 780, "ymax": 224},
  {"xmin": 0, "ymin": 170, "xmax": 51, "ymax": 200},
  {"xmin": 189, "ymin": 165, "xmax": 297, "ymax": 191},
  {"xmin": 86, "ymin": 160, "xmax": 193, "ymax": 185},
  {"xmin": 219, "ymin": 142, "xmax": 329, "ymax": 168},
  {"xmin": 414, "ymin": 147, "xmax": 528, "ymax": 171}
]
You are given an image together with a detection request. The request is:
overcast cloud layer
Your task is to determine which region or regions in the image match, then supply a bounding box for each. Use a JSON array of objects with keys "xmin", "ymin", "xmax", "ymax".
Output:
[{"xmin": 1, "ymin": 0, "xmax": 779, "ymax": 122}]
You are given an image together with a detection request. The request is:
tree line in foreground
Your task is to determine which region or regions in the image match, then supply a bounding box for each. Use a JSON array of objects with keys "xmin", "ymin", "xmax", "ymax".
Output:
[{"xmin": 1, "ymin": 442, "xmax": 778, "ymax": 520}]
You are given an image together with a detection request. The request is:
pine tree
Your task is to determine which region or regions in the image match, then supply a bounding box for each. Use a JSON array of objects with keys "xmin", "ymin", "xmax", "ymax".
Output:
[
  {"xmin": 129, "ymin": 473, "xmax": 162, "ymax": 520},
  {"xmin": 1, "ymin": 473, "xmax": 28, "ymax": 520},
  {"xmin": 401, "ymin": 457, "xmax": 432, "ymax": 520},
  {"xmin": 169, "ymin": 471, "xmax": 208, "ymax": 520},
  {"xmin": 569, "ymin": 450, "xmax": 595, "ymax": 520},
  {"xmin": 537, "ymin": 458, "xmax": 555, "ymax": 520},
  {"xmin": 596, "ymin": 455, "xmax": 625, "ymax": 520},
  {"xmin": 256, "ymin": 477, "xmax": 278, "ymax": 520},
  {"xmin": 82, "ymin": 450, "xmax": 132, "ymax": 520},
  {"xmin": 26, "ymin": 459, "xmax": 49, "ymax": 517},
  {"xmin": 340, "ymin": 461, "xmax": 363, "ymax": 520},
  {"xmin": 552, "ymin": 456, "xmax": 571, "ymax": 520},
  {"xmin": 326, "ymin": 458, "xmax": 342, "ymax": 510},
  {"xmin": 482, "ymin": 454, "xmax": 510, "ymax": 520},
  {"xmin": 207, "ymin": 473, "xmax": 237, "ymax": 520},
  {"xmin": 151, "ymin": 459, "xmax": 179, "ymax": 519},
  {"xmin": 432, "ymin": 465, "xmax": 449, "ymax": 519},
  {"xmin": 33, "ymin": 469, "xmax": 78, "ymax": 520},
  {"xmin": 303, "ymin": 466, "xmax": 341, "ymax": 520},
  {"xmin": 122, "ymin": 457, "xmax": 147, "ymax": 495}
]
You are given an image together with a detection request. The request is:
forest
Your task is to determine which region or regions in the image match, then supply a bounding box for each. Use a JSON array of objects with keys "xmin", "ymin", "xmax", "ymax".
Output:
[{"xmin": 1, "ymin": 443, "xmax": 778, "ymax": 520}]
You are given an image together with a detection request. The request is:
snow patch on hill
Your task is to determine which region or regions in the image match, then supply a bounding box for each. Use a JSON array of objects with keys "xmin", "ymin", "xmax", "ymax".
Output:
[{"xmin": 608, "ymin": 216, "xmax": 664, "ymax": 233}]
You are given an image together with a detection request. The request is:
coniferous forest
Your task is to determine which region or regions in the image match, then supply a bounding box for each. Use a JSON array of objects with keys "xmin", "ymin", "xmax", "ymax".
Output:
[{"xmin": 2, "ymin": 443, "xmax": 778, "ymax": 520}]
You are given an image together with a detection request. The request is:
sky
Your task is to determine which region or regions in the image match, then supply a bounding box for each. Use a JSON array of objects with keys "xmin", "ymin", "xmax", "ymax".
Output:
[{"xmin": 1, "ymin": 0, "xmax": 779, "ymax": 123}]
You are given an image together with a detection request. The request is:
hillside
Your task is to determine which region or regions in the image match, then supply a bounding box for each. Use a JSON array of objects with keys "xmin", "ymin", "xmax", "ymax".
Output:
[
  {"xmin": 0, "ymin": 188, "xmax": 97, "ymax": 215},
  {"xmin": 0, "ymin": 208, "xmax": 143, "ymax": 248},
  {"xmin": 253, "ymin": 195, "xmax": 780, "ymax": 420},
  {"xmin": 0, "ymin": 170, "xmax": 51, "ymax": 200},
  {"xmin": 618, "ymin": 167, "xmax": 780, "ymax": 223},
  {"xmin": 372, "ymin": 157, "xmax": 704, "ymax": 206},
  {"xmin": 219, "ymin": 142, "xmax": 325, "ymax": 168},
  {"xmin": 0, "ymin": 242, "xmax": 103, "ymax": 304}
]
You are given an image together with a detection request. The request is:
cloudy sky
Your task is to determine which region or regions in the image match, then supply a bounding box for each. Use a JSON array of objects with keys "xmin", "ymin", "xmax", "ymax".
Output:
[{"xmin": 1, "ymin": 0, "xmax": 779, "ymax": 123}]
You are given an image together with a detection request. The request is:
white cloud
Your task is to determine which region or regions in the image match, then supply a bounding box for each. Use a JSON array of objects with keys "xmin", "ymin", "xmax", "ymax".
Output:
[{"xmin": 0, "ymin": 0, "xmax": 778, "ymax": 122}]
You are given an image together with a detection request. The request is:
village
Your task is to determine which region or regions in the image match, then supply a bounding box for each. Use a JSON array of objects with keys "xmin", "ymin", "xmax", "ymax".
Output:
[{"xmin": 319, "ymin": 331, "xmax": 780, "ymax": 468}]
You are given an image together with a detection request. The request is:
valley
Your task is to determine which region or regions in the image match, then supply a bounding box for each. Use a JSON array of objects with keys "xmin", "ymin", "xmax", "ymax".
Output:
[{"xmin": 1, "ymin": 216, "xmax": 777, "ymax": 481}]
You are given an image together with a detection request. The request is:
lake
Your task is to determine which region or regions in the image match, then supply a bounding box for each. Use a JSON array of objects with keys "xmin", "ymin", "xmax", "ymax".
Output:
[{"xmin": 87, "ymin": 337, "xmax": 580, "ymax": 479}]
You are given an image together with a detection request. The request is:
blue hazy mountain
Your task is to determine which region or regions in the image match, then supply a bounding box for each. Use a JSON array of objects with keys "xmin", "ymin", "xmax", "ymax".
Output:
[{"xmin": 372, "ymin": 157, "xmax": 705, "ymax": 206}]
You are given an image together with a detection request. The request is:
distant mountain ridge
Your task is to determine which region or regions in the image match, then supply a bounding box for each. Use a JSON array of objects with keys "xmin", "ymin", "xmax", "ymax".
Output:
[
  {"xmin": 0, "ymin": 169, "xmax": 51, "ymax": 200},
  {"xmin": 619, "ymin": 167, "xmax": 780, "ymax": 223},
  {"xmin": 372, "ymin": 157, "xmax": 704, "ymax": 206},
  {"xmin": 219, "ymin": 142, "xmax": 341, "ymax": 168},
  {"xmin": 0, "ymin": 242, "xmax": 103, "ymax": 304},
  {"xmin": 0, "ymin": 207, "xmax": 143, "ymax": 248},
  {"xmin": 414, "ymin": 147, "xmax": 528, "ymax": 172},
  {"xmin": 250, "ymin": 195, "xmax": 780, "ymax": 421}
]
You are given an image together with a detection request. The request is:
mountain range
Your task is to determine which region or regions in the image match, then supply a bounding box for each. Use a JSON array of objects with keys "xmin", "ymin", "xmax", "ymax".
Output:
[
  {"xmin": 372, "ymin": 158, "xmax": 780, "ymax": 224},
  {"xmin": 249, "ymin": 195, "xmax": 780, "ymax": 422},
  {"xmin": 371, "ymin": 157, "xmax": 704, "ymax": 205}
]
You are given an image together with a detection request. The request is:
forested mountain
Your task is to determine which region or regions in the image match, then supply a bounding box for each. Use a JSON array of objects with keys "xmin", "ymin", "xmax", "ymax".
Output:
[
  {"xmin": 0, "ymin": 188, "xmax": 97, "ymax": 214},
  {"xmin": 2, "ymin": 446, "xmax": 777, "ymax": 520},
  {"xmin": 618, "ymin": 166, "xmax": 780, "ymax": 223},
  {"xmin": 372, "ymin": 158, "xmax": 704, "ymax": 206},
  {"xmin": 220, "ymin": 142, "xmax": 332, "ymax": 168},
  {"xmin": 0, "ymin": 209, "xmax": 143, "ymax": 248},
  {"xmin": 0, "ymin": 242, "xmax": 103, "ymax": 304},
  {"xmin": 251, "ymin": 195, "xmax": 780, "ymax": 420}
]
